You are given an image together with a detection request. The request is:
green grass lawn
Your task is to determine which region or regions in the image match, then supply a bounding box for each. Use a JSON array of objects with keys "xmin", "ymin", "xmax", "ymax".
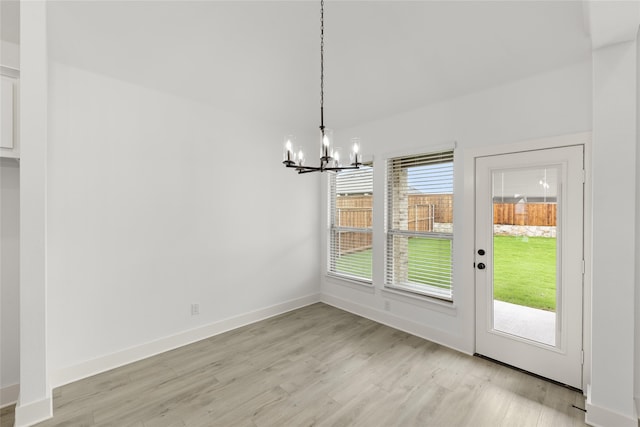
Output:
[
  {"xmin": 405, "ymin": 237, "xmax": 452, "ymax": 289},
  {"xmin": 335, "ymin": 235, "xmax": 556, "ymax": 311},
  {"xmin": 493, "ymin": 235, "xmax": 556, "ymax": 311},
  {"xmin": 334, "ymin": 238, "xmax": 451, "ymax": 286},
  {"xmin": 334, "ymin": 248, "xmax": 372, "ymax": 280}
]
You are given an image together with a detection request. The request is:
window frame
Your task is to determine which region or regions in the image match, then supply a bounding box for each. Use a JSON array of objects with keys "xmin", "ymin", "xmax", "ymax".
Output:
[
  {"xmin": 384, "ymin": 150, "xmax": 454, "ymax": 301},
  {"xmin": 327, "ymin": 163, "xmax": 374, "ymax": 284}
]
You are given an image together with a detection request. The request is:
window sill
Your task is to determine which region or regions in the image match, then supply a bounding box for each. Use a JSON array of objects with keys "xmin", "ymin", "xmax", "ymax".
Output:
[
  {"xmin": 382, "ymin": 287, "xmax": 457, "ymax": 316},
  {"xmin": 325, "ymin": 273, "xmax": 375, "ymax": 292}
]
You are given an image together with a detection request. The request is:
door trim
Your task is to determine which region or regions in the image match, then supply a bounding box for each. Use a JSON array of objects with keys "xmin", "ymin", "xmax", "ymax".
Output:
[{"xmin": 462, "ymin": 132, "xmax": 592, "ymax": 391}]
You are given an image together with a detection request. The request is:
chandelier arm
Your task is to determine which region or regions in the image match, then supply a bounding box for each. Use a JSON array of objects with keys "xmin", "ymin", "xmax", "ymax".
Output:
[
  {"xmin": 324, "ymin": 166, "xmax": 361, "ymax": 171},
  {"xmin": 290, "ymin": 163, "xmax": 362, "ymax": 174},
  {"xmin": 298, "ymin": 168, "xmax": 322, "ymax": 174}
]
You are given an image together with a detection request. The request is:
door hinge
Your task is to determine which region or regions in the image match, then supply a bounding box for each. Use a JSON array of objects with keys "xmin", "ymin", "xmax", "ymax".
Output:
[
  {"xmin": 581, "ymin": 350, "xmax": 585, "ymax": 365},
  {"xmin": 582, "ymin": 260, "xmax": 585, "ymax": 275}
]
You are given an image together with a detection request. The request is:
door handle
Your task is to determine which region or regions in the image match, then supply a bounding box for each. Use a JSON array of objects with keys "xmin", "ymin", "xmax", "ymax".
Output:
[{"xmin": 477, "ymin": 263, "xmax": 486, "ymax": 270}]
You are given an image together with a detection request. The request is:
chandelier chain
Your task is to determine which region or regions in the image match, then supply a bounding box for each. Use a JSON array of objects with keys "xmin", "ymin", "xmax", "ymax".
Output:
[
  {"xmin": 320, "ymin": 0, "xmax": 324, "ymax": 130},
  {"xmin": 281, "ymin": 0, "xmax": 362, "ymax": 174}
]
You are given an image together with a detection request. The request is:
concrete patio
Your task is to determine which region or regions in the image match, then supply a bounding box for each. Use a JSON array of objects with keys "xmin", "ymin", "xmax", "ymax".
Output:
[{"xmin": 493, "ymin": 300, "xmax": 556, "ymax": 346}]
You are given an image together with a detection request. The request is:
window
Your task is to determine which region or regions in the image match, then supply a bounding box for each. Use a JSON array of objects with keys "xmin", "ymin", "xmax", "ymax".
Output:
[
  {"xmin": 386, "ymin": 150, "xmax": 454, "ymax": 300},
  {"xmin": 329, "ymin": 165, "xmax": 373, "ymax": 282}
]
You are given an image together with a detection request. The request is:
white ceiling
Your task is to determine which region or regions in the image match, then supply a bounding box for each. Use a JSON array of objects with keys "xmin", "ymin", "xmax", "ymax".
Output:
[{"xmin": 45, "ymin": 2, "xmax": 592, "ymax": 131}]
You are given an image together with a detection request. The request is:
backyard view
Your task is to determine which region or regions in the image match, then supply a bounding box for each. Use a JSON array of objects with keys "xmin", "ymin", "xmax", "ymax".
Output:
[
  {"xmin": 332, "ymin": 161, "xmax": 557, "ymax": 312},
  {"xmin": 493, "ymin": 235, "xmax": 556, "ymax": 311},
  {"xmin": 335, "ymin": 237, "xmax": 452, "ymax": 289},
  {"xmin": 335, "ymin": 234, "xmax": 556, "ymax": 311}
]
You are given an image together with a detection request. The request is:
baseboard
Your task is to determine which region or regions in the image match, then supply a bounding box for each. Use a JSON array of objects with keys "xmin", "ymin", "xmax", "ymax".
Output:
[
  {"xmin": 51, "ymin": 293, "xmax": 321, "ymax": 388},
  {"xmin": 321, "ymin": 293, "xmax": 469, "ymax": 355},
  {"xmin": 0, "ymin": 383, "xmax": 19, "ymax": 408},
  {"xmin": 586, "ymin": 385, "xmax": 638, "ymax": 427},
  {"xmin": 14, "ymin": 395, "xmax": 53, "ymax": 427}
]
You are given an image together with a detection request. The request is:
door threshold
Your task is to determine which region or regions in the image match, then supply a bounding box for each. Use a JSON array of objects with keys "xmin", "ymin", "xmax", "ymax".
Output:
[{"xmin": 473, "ymin": 353, "xmax": 582, "ymax": 393}]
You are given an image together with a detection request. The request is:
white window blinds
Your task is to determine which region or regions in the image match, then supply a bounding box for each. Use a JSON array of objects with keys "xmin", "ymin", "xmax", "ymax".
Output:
[
  {"xmin": 386, "ymin": 151, "xmax": 454, "ymax": 300},
  {"xmin": 329, "ymin": 165, "xmax": 373, "ymax": 282}
]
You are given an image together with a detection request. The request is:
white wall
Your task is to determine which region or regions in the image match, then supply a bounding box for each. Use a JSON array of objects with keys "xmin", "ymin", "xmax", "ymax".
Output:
[
  {"xmin": 16, "ymin": 2, "xmax": 50, "ymax": 424},
  {"xmin": 321, "ymin": 60, "xmax": 592, "ymax": 354},
  {"xmin": 1, "ymin": 41, "xmax": 19, "ymax": 70},
  {"xmin": 587, "ymin": 38, "xmax": 637, "ymax": 427},
  {"xmin": 1, "ymin": 158, "xmax": 19, "ymax": 405},
  {"xmin": 46, "ymin": 61, "xmax": 321, "ymax": 379},
  {"xmin": 636, "ymin": 27, "xmax": 640, "ymax": 415},
  {"xmin": 0, "ymin": 33, "xmax": 20, "ymax": 410}
]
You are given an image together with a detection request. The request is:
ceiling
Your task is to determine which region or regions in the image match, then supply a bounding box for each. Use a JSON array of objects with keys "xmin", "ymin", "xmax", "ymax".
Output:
[{"xmin": 38, "ymin": 2, "xmax": 593, "ymax": 132}]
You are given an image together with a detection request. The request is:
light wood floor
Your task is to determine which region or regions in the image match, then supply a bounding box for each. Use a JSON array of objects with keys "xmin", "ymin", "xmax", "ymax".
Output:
[
  {"xmin": 5, "ymin": 303, "xmax": 586, "ymax": 426},
  {"xmin": 1, "ymin": 404, "xmax": 15, "ymax": 427}
]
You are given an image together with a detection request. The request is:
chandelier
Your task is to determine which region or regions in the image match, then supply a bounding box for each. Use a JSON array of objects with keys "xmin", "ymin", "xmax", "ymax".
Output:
[{"xmin": 282, "ymin": 0, "xmax": 362, "ymax": 174}]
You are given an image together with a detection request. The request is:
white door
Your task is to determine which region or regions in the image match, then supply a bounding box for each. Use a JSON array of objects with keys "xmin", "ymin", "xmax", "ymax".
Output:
[{"xmin": 475, "ymin": 146, "xmax": 583, "ymax": 389}]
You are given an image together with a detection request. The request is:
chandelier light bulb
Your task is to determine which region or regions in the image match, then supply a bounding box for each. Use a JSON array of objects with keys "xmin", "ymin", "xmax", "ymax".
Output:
[
  {"xmin": 283, "ymin": 135, "xmax": 296, "ymax": 164},
  {"xmin": 350, "ymin": 137, "xmax": 362, "ymax": 166},
  {"xmin": 333, "ymin": 148, "xmax": 341, "ymax": 167},
  {"xmin": 320, "ymin": 128, "xmax": 334, "ymax": 159}
]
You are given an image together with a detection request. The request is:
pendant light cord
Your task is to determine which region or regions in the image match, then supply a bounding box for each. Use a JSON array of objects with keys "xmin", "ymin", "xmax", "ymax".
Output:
[{"xmin": 320, "ymin": 0, "xmax": 325, "ymax": 131}]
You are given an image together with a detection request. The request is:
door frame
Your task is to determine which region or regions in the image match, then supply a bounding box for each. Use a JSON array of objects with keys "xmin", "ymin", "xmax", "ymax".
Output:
[{"xmin": 462, "ymin": 132, "xmax": 592, "ymax": 391}]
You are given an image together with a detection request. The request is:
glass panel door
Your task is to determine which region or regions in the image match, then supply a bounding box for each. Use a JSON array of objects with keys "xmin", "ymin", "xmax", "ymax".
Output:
[
  {"xmin": 475, "ymin": 145, "xmax": 584, "ymax": 389},
  {"xmin": 492, "ymin": 167, "xmax": 559, "ymax": 346}
]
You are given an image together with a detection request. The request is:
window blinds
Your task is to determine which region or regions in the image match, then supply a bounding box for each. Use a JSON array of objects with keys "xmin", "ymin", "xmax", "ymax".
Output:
[
  {"xmin": 386, "ymin": 151, "xmax": 454, "ymax": 300},
  {"xmin": 329, "ymin": 165, "xmax": 373, "ymax": 282}
]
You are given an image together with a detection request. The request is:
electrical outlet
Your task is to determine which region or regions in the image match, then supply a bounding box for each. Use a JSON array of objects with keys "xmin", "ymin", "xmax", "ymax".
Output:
[
  {"xmin": 191, "ymin": 303, "xmax": 199, "ymax": 316},
  {"xmin": 384, "ymin": 301, "xmax": 391, "ymax": 311}
]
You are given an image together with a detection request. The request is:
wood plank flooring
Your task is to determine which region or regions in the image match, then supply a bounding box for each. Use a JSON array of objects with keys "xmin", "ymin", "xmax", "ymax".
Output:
[
  {"xmin": 1, "ymin": 404, "xmax": 15, "ymax": 427},
  {"xmin": 8, "ymin": 303, "xmax": 586, "ymax": 426}
]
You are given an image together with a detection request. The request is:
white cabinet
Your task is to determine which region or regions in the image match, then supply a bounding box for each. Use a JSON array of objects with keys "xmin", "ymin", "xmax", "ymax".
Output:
[{"xmin": 1, "ymin": 67, "xmax": 19, "ymax": 159}]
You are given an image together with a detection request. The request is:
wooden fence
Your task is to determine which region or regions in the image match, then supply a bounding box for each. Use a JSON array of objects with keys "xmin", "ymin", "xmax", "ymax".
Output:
[
  {"xmin": 333, "ymin": 194, "xmax": 556, "ymax": 255},
  {"xmin": 493, "ymin": 203, "xmax": 556, "ymax": 226},
  {"xmin": 334, "ymin": 194, "xmax": 450, "ymax": 254},
  {"xmin": 335, "ymin": 194, "xmax": 452, "ymax": 231},
  {"xmin": 407, "ymin": 194, "xmax": 453, "ymax": 226},
  {"xmin": 335, "ymin": 195, "xmax": 373, "ymax": 254}
]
